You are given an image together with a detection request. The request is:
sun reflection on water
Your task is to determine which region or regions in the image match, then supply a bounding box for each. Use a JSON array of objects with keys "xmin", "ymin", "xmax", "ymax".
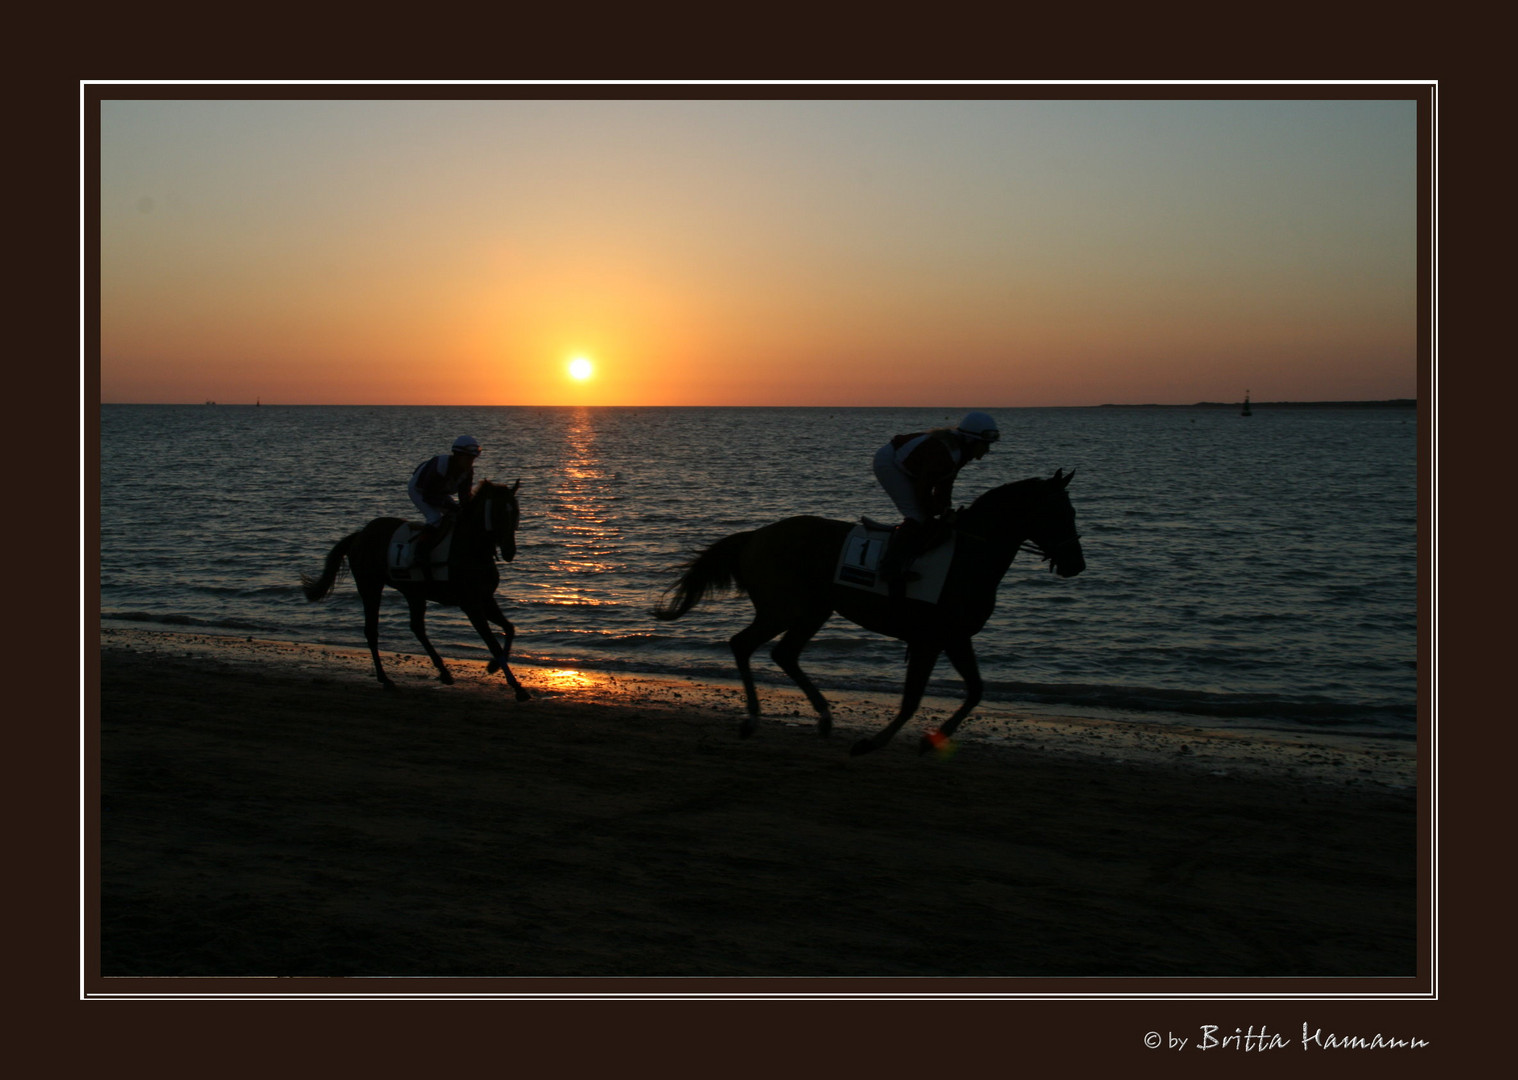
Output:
[{"xmin": 539, "ymin": 407, "xmax": 625, "ymax": 599}]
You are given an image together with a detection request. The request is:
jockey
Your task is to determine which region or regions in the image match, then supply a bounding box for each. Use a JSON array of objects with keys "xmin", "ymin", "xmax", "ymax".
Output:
[
  {"xmin": 408, "ymin": 435, "xmax": 482, "ymax": 575},
  {"xmin": 872, "ymin": 411, "xmax": 1000, "ymax": 580}
]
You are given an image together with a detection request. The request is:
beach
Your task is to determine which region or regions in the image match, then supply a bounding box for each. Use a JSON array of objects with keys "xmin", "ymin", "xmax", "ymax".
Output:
[{"xmin": 94, "ymin": 627, "xmax": 1420, "ymax": 984}]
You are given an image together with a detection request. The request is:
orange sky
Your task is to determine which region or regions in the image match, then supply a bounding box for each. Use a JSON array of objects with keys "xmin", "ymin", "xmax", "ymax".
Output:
[{"xmin": 97, "ymin": 95, "xmax": 1422, "ymax": 406}]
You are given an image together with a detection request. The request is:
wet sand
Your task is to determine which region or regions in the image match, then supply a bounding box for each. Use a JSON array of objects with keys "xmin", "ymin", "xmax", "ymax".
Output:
[{"xmin": 94, "ymin": 627, "xmax": 1420, "ymax": 984}]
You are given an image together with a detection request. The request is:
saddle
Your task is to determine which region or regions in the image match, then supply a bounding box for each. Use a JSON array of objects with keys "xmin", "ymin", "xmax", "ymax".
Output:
[
  {"xmin": 387, "ymin": 521, "xmax": 457, "ymax": 582},
  {"xmin": 834, "ymin": 519, "xmax": 955, "ymax": 604}
]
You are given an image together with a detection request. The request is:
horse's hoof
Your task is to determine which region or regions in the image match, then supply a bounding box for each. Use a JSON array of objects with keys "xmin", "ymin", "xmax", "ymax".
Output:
[
  {"xmin": 921, "ymin": 729, "xmax": 956, "ymax": 758},
  {"xmin": 514, "ymin": 688, "xmax": 531, "ymax": 702},
  {"xmin": 850, "ymin": 739, "xmax": 876, "ymax": 757},
  {"xmin": 738, "ymin": 717, "xmax": 757, "ymax": 739},
  {"xmin": 817, "ymin": 715, "xmax": 833, "ymax": 738},
  {"xmin": 487, "ymin": 659, "xmax": 501, "ymax": 674},
  {"xmin": 438, "ymin": 672, "xmax": 455, "ymax": 685},
  {"xmin": 380, "ymin": 681, "xmax": 399, "ymax": 693}
]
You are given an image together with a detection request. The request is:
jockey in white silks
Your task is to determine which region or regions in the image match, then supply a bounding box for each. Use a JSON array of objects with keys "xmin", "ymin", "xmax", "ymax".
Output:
[
  {"xmin": 871, "ymin": 411, "xmax": 1000, "ymax": 579},
  {"xmin": 407, "ymin": 435, "xmax": 483, "ymax": 577}
]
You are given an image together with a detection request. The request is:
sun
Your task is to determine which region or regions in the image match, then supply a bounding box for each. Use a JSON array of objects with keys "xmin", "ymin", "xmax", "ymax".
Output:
[{"xmin": 568, "ymin": 356, "xmax": 594, "ymax": 381}]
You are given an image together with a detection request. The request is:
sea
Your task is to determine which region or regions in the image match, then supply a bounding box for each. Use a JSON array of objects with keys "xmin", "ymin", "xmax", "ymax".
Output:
[{"xmin": 96, "ymin": 404, "xmax": 1421, "ymax": 743}]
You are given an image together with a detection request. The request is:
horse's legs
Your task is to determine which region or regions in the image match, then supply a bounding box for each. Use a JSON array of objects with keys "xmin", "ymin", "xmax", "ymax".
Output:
[
  {"xmin": 467, "ymin": 599, "xmax": 531, "ymax": 701},
  {"xmin": 851, "ymin": 641, "xmax": 942, "ymax": 756},
  {"xmin": 480, "ymin": 597, "xmax": 514, "ymax": 673},
  {"xmin": 919, "ymin": 637, "xmax": 983, "ymax": 754},
  {"xmin": 770, "ymin": 613, "xmax": 834, "ymax": 737},
  {"xmin": 356, "ymin": 574, "xmax": 396, "ymax": 689},
  {"xmin": 730, "ymin": 616, "xmax": 785, "ymax": 737},
  {"xmin": 404, "ymin": 589, "xmax": 454, "ymax": 684}
]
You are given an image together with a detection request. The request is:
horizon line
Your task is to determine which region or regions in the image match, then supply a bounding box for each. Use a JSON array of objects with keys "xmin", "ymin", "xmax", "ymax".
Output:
[{"xmin": 99, "ymin": 398, "xmax": 1419, "ymax": 409}]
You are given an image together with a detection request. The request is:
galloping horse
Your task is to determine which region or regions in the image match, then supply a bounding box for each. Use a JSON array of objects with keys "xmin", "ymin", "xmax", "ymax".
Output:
[
  {"xmin": 652, "ymin": 470, "xmax": 1084, "ymax": 755},
  {"xmin": 301, "ymin": 479, "xmax": 531, "ymax": 699}
]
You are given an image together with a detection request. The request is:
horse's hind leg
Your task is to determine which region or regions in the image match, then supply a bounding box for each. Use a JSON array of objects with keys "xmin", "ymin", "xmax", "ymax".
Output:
[
  {"xmin": 357, "ymin": 576, "xmax": 396, "ymax": 689},
  {"xmin": 468, "ymin": 600, "xmax": 530, "ymax": 701},
  {"xmin": 919, "ymin": 637, "xmax": 983, "ymax": 754},
  {"xmin": 851, "ymin": 641, "xmax": 942, "ymax": 756},
  {"xmin": 770, "ymin": 613, "xmax": 834, "ymax": 737},
  {"xmin": 730, "ymin": 616, "xmax": 784, "ymax": 737},
  {"xmin": 404, "ymin": 590, "xmax": 454, "ymax": 684}
]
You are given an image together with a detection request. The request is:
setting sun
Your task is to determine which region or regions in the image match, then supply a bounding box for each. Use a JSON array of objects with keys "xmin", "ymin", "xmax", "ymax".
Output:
[{"xmin": 568, "ymin": 357, "xmax": 594, "ymax": 381}]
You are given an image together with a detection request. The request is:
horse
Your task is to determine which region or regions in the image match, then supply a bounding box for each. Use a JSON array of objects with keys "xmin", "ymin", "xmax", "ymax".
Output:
[
  {"xmin": 651, "ymin": 470, "xmax": 1084, "ymax": 755},
  {"xmin": 300, "ymin": 479, "xmax": 531, "ymax": 699}
]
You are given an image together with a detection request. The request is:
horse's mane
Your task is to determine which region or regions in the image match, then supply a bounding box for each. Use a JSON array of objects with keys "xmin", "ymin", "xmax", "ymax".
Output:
[
  {"xmin": 470, "ymin": 478, "xmax": 515, "ymax": 499},
  {"xmin": 963, "ymin": 476, "xmax": 1046, "ymax": 516}
]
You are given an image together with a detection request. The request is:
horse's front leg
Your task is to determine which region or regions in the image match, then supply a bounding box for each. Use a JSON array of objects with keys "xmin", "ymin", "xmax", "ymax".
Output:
[
  {"xmin": 851, "ymin": 641, "xmax": 941, "ymax": 756},
  {"xmin": 470, "ymin": 600, "xmax": 530, "ymax": 701},
  {"xmin": 919, "ymin": 637, "xmax": 983, "ymax": 755},
  {"xmin": 479, "ymin": 597, "xmax": 513, "ymax": 674},
  {"xmin": 404, "ymin": 589, "xmax": 454, "ymax": 684}
]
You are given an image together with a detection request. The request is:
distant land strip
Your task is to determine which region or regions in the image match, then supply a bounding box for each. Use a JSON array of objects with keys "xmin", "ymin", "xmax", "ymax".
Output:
[{"xmin": 1098, "ymin": 399, "xmax": 1417, "ymax": 409}]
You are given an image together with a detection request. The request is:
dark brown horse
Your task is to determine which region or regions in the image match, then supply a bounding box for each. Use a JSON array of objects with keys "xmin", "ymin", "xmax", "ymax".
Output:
[
  {"xmin": 301, "ymin": 479, "xmax": 530, "ymax": 699},
  {"xmin": 652, "ymin": 470, "xmax": 1084, "ymax": 755}
]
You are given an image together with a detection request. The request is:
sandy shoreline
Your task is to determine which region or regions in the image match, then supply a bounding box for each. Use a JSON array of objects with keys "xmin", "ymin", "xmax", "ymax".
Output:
[
  {"xmin": 93, "ymin": 627, "xmax": 1421, "ymax": 983},
  {"xmin": 98, "ymin": 626, "xmax": 1416, "ymax": 790}
]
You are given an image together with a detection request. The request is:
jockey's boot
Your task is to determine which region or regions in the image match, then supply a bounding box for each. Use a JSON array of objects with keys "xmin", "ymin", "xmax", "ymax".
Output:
[
  {"xmin": 880, "ymin": 519, "xmax": 928, "ymax": 602},
  {"xmin": 412, "ymin": 526, "xmax": 440, "ymax": 581}
]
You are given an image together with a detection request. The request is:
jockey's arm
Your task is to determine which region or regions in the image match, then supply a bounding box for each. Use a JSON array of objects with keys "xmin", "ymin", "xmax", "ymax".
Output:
[{"xmin": 927, "ymin": 476, "xmax": 956, "ymax": 518}]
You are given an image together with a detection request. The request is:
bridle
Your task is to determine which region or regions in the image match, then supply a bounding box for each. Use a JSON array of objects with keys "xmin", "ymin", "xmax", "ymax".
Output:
[
  {"xmin": 1020, "ymin": 533, "xmax": 1082, "ymax": 572},
  {"xmin": 1018, "ymin": 487, "xmax": 1081, "ymax": 571}
]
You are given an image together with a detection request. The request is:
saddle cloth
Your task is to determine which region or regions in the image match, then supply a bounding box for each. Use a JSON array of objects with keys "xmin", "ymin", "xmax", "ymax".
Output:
[
  {"xmin": 833, "ymin": 519, "xmax": 954, "ymax": 604},
  {"xmin": 387, "ymin": 523, "xmax": 456, "ymax": 582}
]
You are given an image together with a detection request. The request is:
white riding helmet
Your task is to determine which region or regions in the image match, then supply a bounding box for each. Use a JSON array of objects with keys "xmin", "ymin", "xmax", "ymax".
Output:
[
  {"xmin": 452, "ymin": 435, "xmax": 482, "ymax": 457},
  {"xmin": 957, "ymin": 411, "xmax": 1000, "ymax": 444}
]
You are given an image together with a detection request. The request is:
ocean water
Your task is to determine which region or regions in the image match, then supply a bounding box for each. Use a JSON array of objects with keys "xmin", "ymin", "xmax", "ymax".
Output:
[{"xmin": 97, "ymin": 403, "xmax": 1420, "ymax": 740}]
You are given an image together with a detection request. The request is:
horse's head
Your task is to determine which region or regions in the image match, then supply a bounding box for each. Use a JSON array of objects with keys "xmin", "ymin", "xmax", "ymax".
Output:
[
  {"xmin": 475, "ymin": 479, "xmax": 521, "ymax": 562},
  {"xmin": 964, "ymin": 469, "xmax": 1085, "ymax": 577},
  {"xmin": 1028, "ymin": 469, "xmax": 1085, "ymax": 577}
]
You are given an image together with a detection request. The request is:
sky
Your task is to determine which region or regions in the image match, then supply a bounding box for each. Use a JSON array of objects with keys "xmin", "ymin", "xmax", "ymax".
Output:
[{"xmin": 96, "ymin": 94, "xmax": 1422, "ymax": 407}]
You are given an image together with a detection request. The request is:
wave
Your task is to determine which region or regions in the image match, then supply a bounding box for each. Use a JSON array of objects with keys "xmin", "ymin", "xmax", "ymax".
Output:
[{"xmin": 101, "ymin": 610, "xmax": 279, "ymax": 633}]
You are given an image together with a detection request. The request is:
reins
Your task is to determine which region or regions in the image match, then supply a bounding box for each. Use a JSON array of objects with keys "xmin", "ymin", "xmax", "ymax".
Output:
[{"xmin": 953, "ymin": 526, "xmax": 1065, "ymax": 570}]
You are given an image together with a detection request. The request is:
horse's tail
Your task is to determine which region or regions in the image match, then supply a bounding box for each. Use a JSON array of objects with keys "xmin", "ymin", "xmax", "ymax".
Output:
[
  {"xmin": 301, "ymin": 532, "xmax": 360, "ymax": 601},
  {"xmin": 651, "ymin": 530, "xmax": 754, "ymax": 620}
]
